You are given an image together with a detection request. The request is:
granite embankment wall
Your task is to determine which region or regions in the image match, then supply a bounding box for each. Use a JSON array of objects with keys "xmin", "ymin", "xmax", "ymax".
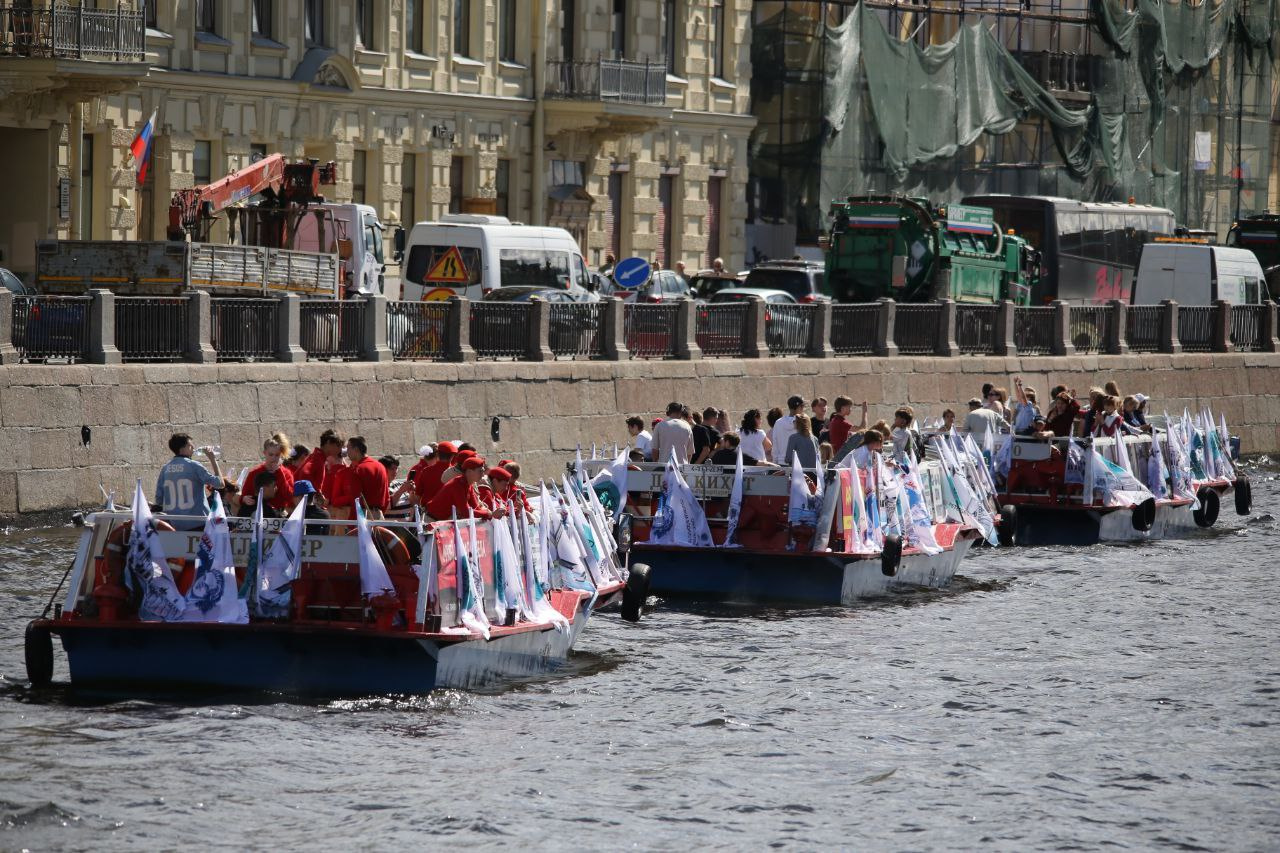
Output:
[{"xmin": 1, "ymin": 353, "xmax": 1278, "ymax": 516}]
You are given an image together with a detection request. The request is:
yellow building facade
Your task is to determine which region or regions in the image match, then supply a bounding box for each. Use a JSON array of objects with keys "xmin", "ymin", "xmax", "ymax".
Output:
[{"xmin": 0, "ymin": 0, "xmax": 755, "ymax": 282}]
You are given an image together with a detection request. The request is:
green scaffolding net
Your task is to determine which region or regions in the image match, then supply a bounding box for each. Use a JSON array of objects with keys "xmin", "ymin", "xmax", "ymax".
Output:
[{"xmin": 751, "ymin": 0, "xmax": 1278, "ymax": 243}]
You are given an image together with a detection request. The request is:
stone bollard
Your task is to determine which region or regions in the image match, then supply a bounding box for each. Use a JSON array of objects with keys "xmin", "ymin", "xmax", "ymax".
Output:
[
  {"xmin": 1211, "ymin": 299, "xmax": 1233, "ymax": 353},
  {"xmin": 600, "ymin": 295, "xmax": 628, "ymax": 361},
  {"xmin": 995, "ymin": 299, "xmax": 1017, "ymax": 358},
  {"xmin": 675, "ymin": 297, "xmax": 701, "ymax": 360},
  {"xmin": 874, "ymin": 297, "xmax": 898, "ymax": 357},
  {"xmin": 934, "ymin": 298, "xmax": 957, "ymax": 357},
  {"xmin": 1159, "ymin": 299, "xmax": 1181, "ymax": 354},
  {"xmin": 807, "ymin": 300, "xmax": 834, "ymax": 358},
  {"xmin": 1261, "ymin": 301, "xmax": 1280, "ymax": 353},
  {"xmin": 1051, "ymin": 299, "xmax": 1075, "ymax": 356},
  {"xmin": 744, "ymin": 294, "xmax": 768, "ymax": 358},
  {"xmin": 184, "ymin": 289, "xmax": 216, "ymax": 363},
  {"xmin": 0, "ymin": 289, "xmax": 19, "ymax": 364},
  {"xmin": 275, "ymin": 293, "xmax": 306, "ymax": 363},
  {"xmin": 361, "ymin": 294, "xmax": 393, "ymax": 362},
  {"xmin": 1107, "ymin": 298, "xmax": 1128, "ymax": 355},
  {"xmin": 526, "ymin": 297, "xmax": 554, "ymax": 362},
  {"xmin": 88, "ymin": 289, "xmax": 122, "ymax": 365},
  {"xmin": 446, "ymin": 295, "xmax": 476, "ymax": 363}
]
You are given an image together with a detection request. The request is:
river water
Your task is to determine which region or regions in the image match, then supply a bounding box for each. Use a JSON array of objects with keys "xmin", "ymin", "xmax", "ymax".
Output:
[{"xmin": 1, "ymin": 468, "xmax": 1278, "ymax": 851}]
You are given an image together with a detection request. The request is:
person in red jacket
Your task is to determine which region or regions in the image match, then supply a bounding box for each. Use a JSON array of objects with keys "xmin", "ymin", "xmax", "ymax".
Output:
[
  {"xmin": 298, "ymin": 429, "xmax": 344, "ymax": 500},
  {"xmin": 242, "ymin": 434, "xmax": 295, "ymax": 512},
  {"xmin": 330, "ymin": 435, "xmax": 389, "ymax": 519},
  {"xmin": 413, "ymin": 441, "xmax": 456, "ymax": 504},
  {"xmin": 426, "ymin": 456, "xmax": 506, "ymax": 521},
  {"xmin": 480, "ymin": 465, "xmax": 533, "ymax": 515}
]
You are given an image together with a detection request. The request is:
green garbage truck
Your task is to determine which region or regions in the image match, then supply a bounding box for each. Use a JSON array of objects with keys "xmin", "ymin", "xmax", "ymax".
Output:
[{"xmin": 823, "ymin": 196, "xmax": 1037, "ymax": 304}]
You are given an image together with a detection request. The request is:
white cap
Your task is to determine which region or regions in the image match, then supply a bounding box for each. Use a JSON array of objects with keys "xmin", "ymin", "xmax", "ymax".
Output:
[
  {"xmin": 1134, "ymin": 393, "xmax": 1149, "ymax": 404},
  {"xmin": 417, "ymin": 444, "xmax": 435, "ymax": 457}
]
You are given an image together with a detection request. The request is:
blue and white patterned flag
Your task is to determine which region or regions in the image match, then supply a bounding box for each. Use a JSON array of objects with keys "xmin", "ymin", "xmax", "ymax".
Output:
[
  {"xmin": 125, "ymin": 479, "xmax": 186, "ymax": 622},
  {"xmin": 255, "ymin": 496, "xmax": 307, "ymax": 618},
  {"xmin": 724, "ymin": 447, "xmax": 745, "ymax": 547},
  {"xmin": 182, "ymin": 492, "xmax": 247, "ymax": 624}
]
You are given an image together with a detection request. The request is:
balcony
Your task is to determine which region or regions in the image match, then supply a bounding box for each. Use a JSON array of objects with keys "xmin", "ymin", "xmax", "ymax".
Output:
[
  {"xmin": 543, "ymin": 57, "xmax": 670, "ymax": 138},
  {"xmin": 1010, "ymin": 50, "xmax": 1100, "ymax": 103},
  {"xmin": 0, "ymin": 5, "xmax": 146, "ymax": 62}
]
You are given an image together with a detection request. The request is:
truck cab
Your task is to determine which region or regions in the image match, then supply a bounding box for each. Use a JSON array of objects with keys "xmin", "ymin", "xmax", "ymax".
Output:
[
  {"xmin": 1131, "ymin": 242, "xmax": 1269, "ymax": 305},
  {"xmin": 1225, "ymin": 214, "xmax": 1280, "ymax": 296},
  {"xmin": 290, "ymin": 203, "xmax": 386, "ymax": 297}
]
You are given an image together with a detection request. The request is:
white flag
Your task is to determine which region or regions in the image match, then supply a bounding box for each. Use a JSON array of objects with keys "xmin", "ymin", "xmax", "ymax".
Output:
[
  {"xmin": 125, "ymin": 479, "xmax": 185, "ymax": 622},
  {"xmin": 182, "ymin": 492, "xmax": 247, "ymax": 624},
  {"xmin": 724, "ymin": 447, "xmax": 745, "ymax": 547},
  {"xmin": 1148, "ymin": 430, "xmax": 1169, "ymax": 500},
  {"xmin": 787, "ymin": 454, "xmax": 818, "ymax": 527},
  {"xmin": 255, "ymin": 496, "xmax": 307, "ymax": 618},
  {"xmin": 355, "ymin": 498, "xmax": 396, "ymax": 598}
]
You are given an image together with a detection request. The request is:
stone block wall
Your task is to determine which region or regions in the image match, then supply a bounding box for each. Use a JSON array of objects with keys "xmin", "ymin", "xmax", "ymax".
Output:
[{"xmin": 1, "ymin": 352, "xmax": 1278, "ymax": 516}]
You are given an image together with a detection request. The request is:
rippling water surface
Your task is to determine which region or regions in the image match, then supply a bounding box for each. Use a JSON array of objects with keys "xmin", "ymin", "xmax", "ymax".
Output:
[{"xmin": 2, "ymin": 469, "xmax": 1278, "ymax": 851}]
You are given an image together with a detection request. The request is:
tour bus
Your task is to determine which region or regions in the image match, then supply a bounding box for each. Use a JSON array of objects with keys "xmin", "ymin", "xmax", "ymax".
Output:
[
  {"xmin": 962, "ymin": 195, "xmax": 1176, "ymax": 305},
  {"xmin": 395, "ymin": 215, "xmax": 592, "ymax": 301}
]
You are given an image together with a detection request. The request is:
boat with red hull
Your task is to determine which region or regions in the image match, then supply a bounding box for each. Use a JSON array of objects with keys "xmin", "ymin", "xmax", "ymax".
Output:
[{"xmin": 24, "ymin": 510, "xmax": 624, "ymax": 696}]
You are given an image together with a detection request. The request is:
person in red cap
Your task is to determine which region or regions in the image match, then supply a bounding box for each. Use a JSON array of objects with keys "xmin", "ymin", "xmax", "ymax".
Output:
[
  {"xmin": 501, "ymin": 460, "xmax": 535, "ymax": 516},
  {"xmin": 440, "ymin": 448, "xmax": 475, "ymax": 489},
  {"xmin": 483, "ymin": 465, "xmax": 533, "ymax": 515},
  {"xmin": 413, "ymin": 441, "xmax": 455, "ymax": 504},
  {"xmin": 426, "ymin": 455, "xmax": 505, "ymax": 520}
]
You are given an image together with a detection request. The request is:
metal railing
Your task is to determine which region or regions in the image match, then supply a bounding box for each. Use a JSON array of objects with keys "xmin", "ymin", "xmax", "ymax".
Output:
[
  {"xmin": 1068, "ymin": 306, "xmax": 1112, "ymax": 353},
  {"xmin": 1014, "ymin": 306, "xmax": 1056, "ymax": 355},
  {"xmin": 1126, "ymin": 305, "xmax": 1161, "ymax": 352},
  {"xmin": 893, "ymin": 304, "xmax": 939, "ymax": 355},
  {"xmin": 12, "ymin": 295, "xmax": 91, "ymax": 363},
  {"xmin": 1178, "ymin": 306, "xmax": 1213, "ymax": 352},
  {"xmin": 0, "ymin": 5, "xmax": 146, "ymax": 61},
  {"xmin": 695, "ymin": 302, "xmax": 749, "ymax": 357},
  {"xmin": 545, "ymin": 57, "xmax": 667, "ymax": 105},
  {"xmin": 765, "ymin": 304, "xmax": 815, "ymax": 356},
  {"xmin": 549, "ymin": 302, "xmax": 604, "ymax": 359},
  {"xmin": 624, "ymin": 303, "xmax": 679, "ymax": 358},
  {"xmin": 956, "ymin": 305, "xmax": 999, "ymax": 354},
  {"xmin": 1230, "ymin": 305, "xmax": 1265, "ymax": 352},
  {"xmin": 470, "ymin": 302, "xmax": 529, "ymax": 360},
  {"xmin": 300, "ymin": 299, "xmax": 365, "ymax": 361},
  {"xmin": 388, "ymin": 301, "xmax": 450, "ymax": 360},
  {"xmin": 211, "ymin": 298, "xmax": 279, "ymax": 361},
  {"xmin": 115, "ymin": 296, "xmax": 188, "ymax": 362},
  {"xmin": 830, "ymin": 304, "xmax": 878, "ymax": 355}
]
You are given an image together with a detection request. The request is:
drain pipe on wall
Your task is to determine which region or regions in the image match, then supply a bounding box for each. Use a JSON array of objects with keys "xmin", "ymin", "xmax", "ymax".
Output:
[{"xmin": 532, "ymin": 1, "xmax": 547, "ymax": 226}]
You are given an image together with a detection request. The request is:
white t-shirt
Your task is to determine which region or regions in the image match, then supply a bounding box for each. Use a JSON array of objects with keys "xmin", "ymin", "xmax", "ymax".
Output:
[
  {"xmin": 739, "ymin": 428, "xmax": 767, "ymax": 461},
  {"xmin": 651, "ymin": 418, "xmax": 694, "ymax": 463},
  {"xmin": 770, "ymin": 415, "xmax": 797, "ymax": 464},
  {"xmin": 633, "ymin": 429, "xmax": 653, "ymax": 456}
]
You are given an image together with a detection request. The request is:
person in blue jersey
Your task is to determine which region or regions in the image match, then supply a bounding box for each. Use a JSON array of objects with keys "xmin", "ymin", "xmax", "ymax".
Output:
[{"xmin": 156, "ymin": 432, "xmax": 225, "ymax": 530}]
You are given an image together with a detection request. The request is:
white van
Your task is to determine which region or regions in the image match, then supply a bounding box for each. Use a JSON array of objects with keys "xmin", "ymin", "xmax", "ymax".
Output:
[
  {"xmin": 397, "ymin": 215, "xmax": 592, "ymax": 301},
  {"xmin": 1132, "ymin": 243, "xmax": 1269, "ymax": 305},
  {"xmin": 291, "ymin": 202, "xmax": 386, "ymax": 296}
]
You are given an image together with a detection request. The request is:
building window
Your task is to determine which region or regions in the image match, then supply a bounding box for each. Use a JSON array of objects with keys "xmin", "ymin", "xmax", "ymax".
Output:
[
  {"xmin": 495, "ymin": 159, "xmax": 511, "ymax": 217},
  {"xmin": 401, "ymin": 153, "xmax": 417, "ymax": 224},
  {"xmin": 449, "ymin": 156, "xmax": 465, "ymax": 214},
  {"xmin": 499, "ymin": 0, "xmax": 517, "ymax": 62},
  {"xmin": 658, "ymin": 174, "xmax": 673, "ymax": 267},
  {"xmin": 663, "ymin": 0, "xmax": 679, "ymax": 75},
  {"xmin": 711, "ymin": 0, "xmax": 725, "ymax": 78},
  {"xmin": 405, "ymin": 0, "xmax": 424, "ymax": 53},
  {"xmin": 607, "ymin": 171, "xmax": 623, "ymax": 257},
  {"xmin": 196, "ymin": 0, "xmax": 216, "ymax": 34},
  {"xmin": 80, "ymin": 133, "xmax": 94, "ymax": 240},
  {"xmin": 610, "ymin": 0, "xmax": 626, "ymax": 58},
  {"xmin": 144, "ymin": 0, "xmax": 158, "ymax": 29},
  {"xmin": 305, "ymin": 0, "xmax": 325, "ymax": 46},
  {"xmin": 706, "ymin": 175, "xmax": 724, "ymax": 265},
  {"xmin": 252, "ymin": 0, "xmax": 272, "ymax": 38},
  {"xmin": 193, "ymin": 140, "xmax": 212, "ymax": 186},
  {"xmin": 560, "ymin": 0, "xmax": 575, "ymax": 60},
  {"xmin": 356, "ymin": 0, "xmax": 375, "ymax": 49},
  {"xmin": 453, "ymin": 0, "xmax": 471, "ymax": 57},
  {"xmin": 353, "ymin": 151, "xmax": 367, "ymax": 204}
]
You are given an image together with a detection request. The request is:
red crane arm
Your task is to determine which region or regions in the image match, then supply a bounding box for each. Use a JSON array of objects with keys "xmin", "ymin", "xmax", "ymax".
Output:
[{"xmin": 167, "ymin": 154, "xmax": 286, "ymax": 240}]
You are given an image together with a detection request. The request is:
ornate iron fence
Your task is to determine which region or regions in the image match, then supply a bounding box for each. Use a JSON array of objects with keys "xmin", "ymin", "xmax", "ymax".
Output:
[
  {"xmin": 955, "ymin": 305, "xmax": 999, "ymax": 354},
  {"xmin": 211, "ymin": 298, "xmax": 279, "ymax": 361},
  {"xmin": 1230, "ymin": 305, "xmax": 1265, "ymax": 352},
  {"xmin": 0, "ymin": 5, "xmax": 145, "ymax": 60},
  {"xmin": 893, "ymin": 304, "xmax": 939, "ymax": 355},
  {"xmin": 1178, "ymin": 306, "xmax": 1213, "ymax": 352},
  {"xmin": 830, "ymin": 304, "xmax": 878, "ymax": 355},
  {"xmin": 549, "ymin": 302, "xmax": 604, "ymax": 359},
  {"xmin": 115, "ymin": 296, "xmax": 187, "ymax": 362},
  {"xmin": 1014, "ymin": 306, "xmax": 1056, "ymax": 355},
  {"xmin": 300, "ymin": 299, "xmax": 365, "ymax": 361},
  {"xmin": 1068, "ymin": 306, "xmax": 1112, "ymax": 353},
  {"xmin": 12, "ymin": 295, "xmax": 91, "ymax": 363},
  {"xmin": 765, "ymin": 304, "xmax": 815, "ymax": 356},
  {"xmin": 388, "ymin": 301, "xmax": 450, "ymax": 360},
  {"xmin": 695, "ymin": 302, "xmax": 749, "ymax": 357},
  {"xmin": 545, "ymin": 57, "xmax": 666, "ymax": 105},
  {"xmin": 624, "ymin": 303, "xmax": 679, "ymax": 358},
  {"xmin": 470, "ymin": 302, "xmax": 529, "ymax": 359},
  {"xmin": 1126, "ymin": 306, "xmax": 1161, "ymax": 352}
]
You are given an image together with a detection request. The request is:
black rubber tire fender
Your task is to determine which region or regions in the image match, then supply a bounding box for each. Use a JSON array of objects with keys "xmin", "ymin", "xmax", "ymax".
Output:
[
  {"xmin": 1234, "ymin": 477, "xmax": 1252, "ymax": 516},
  {"xmin": 881, "ymin": 535, "xmax": 903, "ymax": 577},
  {"xmin": 1193, "ymin": 487, "xmax": 1220, "ymax": 528},
  {"xmin": 25, "ymin": 621, "xmax": 53, "ymax": 687},
  {"xmin": 1131, "ymin": 498, "xmax": 1157, "ymax": 532},
  {"xmin": 621, "ymin": 563, "xmax": 651, "ymax": 623}
]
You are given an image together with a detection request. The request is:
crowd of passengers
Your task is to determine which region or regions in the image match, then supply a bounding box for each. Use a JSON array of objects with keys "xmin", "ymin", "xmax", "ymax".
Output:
[{"xmin": 622, "ymin": 380, "xmax": 1153, "ymax": 471}]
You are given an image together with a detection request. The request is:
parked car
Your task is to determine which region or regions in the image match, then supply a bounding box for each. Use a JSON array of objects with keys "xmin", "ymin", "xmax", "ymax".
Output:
[
  {"xmin": 2, "ymin": 268, "xmax": 88, "ymax": 362},
  {"xmin": 622, "ymin": 269, "xmax": 692, "ymax": 303},
  {"xmin": 709, "ymin": 287, "xmax": 812, "ymax": 351},
  {"xmin": 743, "ymin": 259, "xmax": 830, "ymax": 303},
  {"xmin": 689, "ymin": 272, "xmax": 743, "ymax": 301},
  {"xmin": 482, "ymin": 285, "xmax": 600, "ymax": 353},
  {"xmin": 0, "ymin": 267, "xmax": 32, "ymax": 295}
]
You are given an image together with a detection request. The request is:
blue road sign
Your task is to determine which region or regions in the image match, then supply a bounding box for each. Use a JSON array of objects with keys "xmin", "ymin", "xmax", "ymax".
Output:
[{"xmin": 613, "ymin": 256, "xmax": 652, "ymax": 289}]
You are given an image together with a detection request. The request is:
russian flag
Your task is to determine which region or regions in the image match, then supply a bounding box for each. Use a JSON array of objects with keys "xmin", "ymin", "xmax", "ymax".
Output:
[{"xmin": 129, "ymin": 109, "xmax": 157, "ymax": 185}]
